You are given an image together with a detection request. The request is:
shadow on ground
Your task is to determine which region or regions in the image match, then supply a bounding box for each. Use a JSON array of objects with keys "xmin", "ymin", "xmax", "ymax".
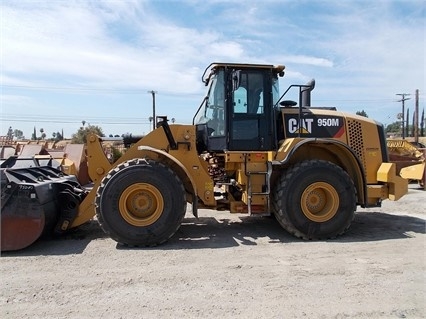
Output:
[
  {"xmin": 3, "ymin": 210, "xmax": 424, "ymax": 256},
  {"xmin": 1, "ymin": 219, "xmax": 107, "ymax": 257},
  {"xmin": 341, "ymin": 211, "xmax": 425, "ymax": 242},
  {"xmin": 149, "ymin": 211, "xmax": 425, "ymax": 250}
]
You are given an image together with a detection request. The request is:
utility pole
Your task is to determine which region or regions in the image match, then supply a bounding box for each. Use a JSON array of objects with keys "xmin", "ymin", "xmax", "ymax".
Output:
[
  {"xmin": 414, "ymin": 89, "xmax": 419, "ymax": 143},
  {"xmin": 148, "ymin": 90, "xmax": 157, "ymax": 131},
  {"xmin": 396, "ymin": 93, "xmax": 410, "ymax": 139}
]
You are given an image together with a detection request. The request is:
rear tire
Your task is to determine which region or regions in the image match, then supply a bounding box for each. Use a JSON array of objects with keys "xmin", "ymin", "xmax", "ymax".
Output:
[
  {"xmin": 272, "ymin": 160, "xmax": 356, "ymax": 239},
  {"xmin": 96, "ymin": 158, "xmax": 186, "ymax": 246}
]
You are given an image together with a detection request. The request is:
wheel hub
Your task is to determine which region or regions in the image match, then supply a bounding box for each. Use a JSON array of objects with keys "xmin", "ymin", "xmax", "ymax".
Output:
[
  {"xmin": 301, "ymin": 182, "xmax": 339, "ymax": 222},
  {"xmin": 119, "ymin": 183, "xmax": 164, "ymax": 226},
  {"xmin": 129, "ymin": 192, "xmax": 154, "ymax": 215}
]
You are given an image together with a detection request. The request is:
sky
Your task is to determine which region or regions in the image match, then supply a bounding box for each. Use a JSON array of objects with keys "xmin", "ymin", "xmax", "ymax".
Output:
[{"xmin": 1, "ymin": 0, "xmax": 425, "ymax": 139}]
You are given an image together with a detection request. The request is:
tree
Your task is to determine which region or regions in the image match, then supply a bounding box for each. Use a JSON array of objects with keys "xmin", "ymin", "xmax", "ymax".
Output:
[
  {"xmin": 55, "ymin": 131, "xmax": 63, "ymax": 141},
  {"xmin": 13, "ymin": 129, "xmax": 24, "ymax": 140},
  {"xmin": 32, "ymin": 126, "xmax": 37, "ymax": 140},
  {"xmin": 39, "ymin": 128, "xmax": 46, "ymax": 140},
  {"xmin": 71, "ymin": 124, "xmax": 104, "ymax": 143},
  {"xmin": 51, "ymin": 131, "xmax": 64, "ymax": 142},
  {"xmin": 110, "ymin": 146, "xmax": 123, "ymax": 162},
  {"xmin": 386, "ymin": 121, "xmax": 401, "ymax": 134},
  {"xmin": 406, "ymin": 109, "xmax": 409, "ymax": 137},
  {"xmin": 356, "ymin": 110, "xmax": 368, "ymax": 117}
]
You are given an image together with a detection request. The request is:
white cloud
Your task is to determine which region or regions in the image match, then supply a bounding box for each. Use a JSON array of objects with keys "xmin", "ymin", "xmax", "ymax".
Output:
[
  {"xmin": 1, "ymin": 1, "xmax": 233, "ymax": 94},
  {"xmin": 284, "ymin": 55, "xmax": 333, "ymax": 67},
  {"xmin": 208, "ymin": 41, "xmax": 245, "ymax": 59},
  {"xmin": 1, "ymin": 0, "xmax": 424, "ymax": 136}
]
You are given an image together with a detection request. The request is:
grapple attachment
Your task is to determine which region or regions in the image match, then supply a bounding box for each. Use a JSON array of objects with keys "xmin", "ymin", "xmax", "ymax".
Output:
[{"xmin": 1, "ymin": 166, "xmax": 87, "ymax": 251}]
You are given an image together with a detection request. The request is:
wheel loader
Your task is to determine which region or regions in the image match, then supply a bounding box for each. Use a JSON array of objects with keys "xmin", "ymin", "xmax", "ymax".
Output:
[{"xmin": 1, "ymin": 62, "xmax": 408, "ymax": 251}]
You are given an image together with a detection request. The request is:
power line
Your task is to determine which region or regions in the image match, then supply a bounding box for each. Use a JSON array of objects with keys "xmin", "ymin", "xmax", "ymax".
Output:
[
  {"xmin": 1, "ymin": 113, "xmax": 150, "ymax": 125},
  {"xmin": 3, "ymin": 85, "xmax": 144, "ymax": 94},
  {"xmin": 1, "ymin": 113, "xmax": 188, "ymax": 125},
  {"xmin": 1, "ymin": 118, "xmax": 153, "ymax": 125},
  {"xmin": 3, "ymin": 84, "xmax": 202, "ymax": 97},
  {"xmin": 316, "ymin": 98, "xmax": 394, "ymax": 102},
  {"xmin": 6, "ymin": 84, "xmax": 423, "ymax": 101},
  {"xmin": 2, "ymin": 113, "xmax": 150, "ymax": 120}
]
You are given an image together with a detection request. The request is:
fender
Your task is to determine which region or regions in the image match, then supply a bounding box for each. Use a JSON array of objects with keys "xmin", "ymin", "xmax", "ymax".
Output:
[
  {"xmin": 72, "ymin": 134, "xmax": 201, "ymax": 228},
  {"xmin": 137, "ymin": 145, "xmax": 199, "ymax": 218},
  {"xmin": 273, "ymin": 138, "xmax": 367, "ymax": 207}
]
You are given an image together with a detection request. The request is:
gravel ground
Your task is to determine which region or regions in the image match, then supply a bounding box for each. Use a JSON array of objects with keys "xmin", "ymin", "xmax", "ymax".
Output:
[{"xmin": 1, "ymin": 184, "xmax": 425, "ymax": 319}]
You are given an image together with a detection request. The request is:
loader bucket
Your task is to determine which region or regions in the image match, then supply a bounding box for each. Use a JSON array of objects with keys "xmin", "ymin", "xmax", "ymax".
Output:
[
  {"xmin": 1, "ymin": 166, "xmax": 87, "ymax": 251},
  {"xmin": 1, "ymin": 205, "xmax": 46, "ymax": 251},
  {"xmin": 47, "ymin": 144, "xmax": 90, "ymax": 185},
  {"xmin": 0, "ymin": 145, "xmax": 16, "ymax": 160},
  {"xmin": 18, "ymin": 144, "xmax": 49, "ymax": 157}
]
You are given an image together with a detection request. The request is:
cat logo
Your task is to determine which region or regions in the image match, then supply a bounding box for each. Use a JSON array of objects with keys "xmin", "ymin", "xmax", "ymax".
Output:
[
  {"xmin": 284, "ymin": 114, "xmax": 344, "ymax": 138},
  {"xmin": 288, "ymin": 118, "xmax": 313, "ymax": 134}
]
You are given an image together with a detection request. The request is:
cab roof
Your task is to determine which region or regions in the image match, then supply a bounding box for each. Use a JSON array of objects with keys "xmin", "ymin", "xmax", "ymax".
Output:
[{"xmin": 202, "ymin": 62, "xmax": 285, "ymax": 85}]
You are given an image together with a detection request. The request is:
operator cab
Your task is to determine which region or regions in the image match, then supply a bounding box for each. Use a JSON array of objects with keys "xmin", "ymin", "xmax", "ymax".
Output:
[{"xmin": 193, "ymin": 63, "xmax": 285, "ymax": 153}]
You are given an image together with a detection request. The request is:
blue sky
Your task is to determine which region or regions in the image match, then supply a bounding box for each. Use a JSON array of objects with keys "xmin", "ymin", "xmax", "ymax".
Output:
[{"xmin": 1, "ymin": 0, "xmax": 425, "ymax": 139}]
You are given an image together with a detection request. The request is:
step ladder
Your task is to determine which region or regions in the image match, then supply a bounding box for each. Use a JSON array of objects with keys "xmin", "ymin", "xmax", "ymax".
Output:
[{"xmin": 246, "ymin": 161, "xmax": 272, "ymax": 216}]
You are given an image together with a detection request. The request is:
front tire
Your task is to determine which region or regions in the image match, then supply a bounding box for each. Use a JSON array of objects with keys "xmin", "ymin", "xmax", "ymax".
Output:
[
  {"xmin": 96, "ymin": 158, "xmax": 186, "ymax": 246},
  {"xmin": 272, "ymin": 160, "xmax": 356, "ymax": 239}
]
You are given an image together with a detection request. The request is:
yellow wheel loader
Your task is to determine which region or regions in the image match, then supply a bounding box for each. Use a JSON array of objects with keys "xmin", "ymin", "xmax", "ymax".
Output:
[{"xmin": 1, "ymin": 63, "xmax": 408, "ymax": 251}]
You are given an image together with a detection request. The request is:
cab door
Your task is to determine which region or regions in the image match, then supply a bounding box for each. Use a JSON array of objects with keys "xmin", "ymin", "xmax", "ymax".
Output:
[{"xmin": 227, "ymin": 70, "xmax": 274, "ymax": 151}]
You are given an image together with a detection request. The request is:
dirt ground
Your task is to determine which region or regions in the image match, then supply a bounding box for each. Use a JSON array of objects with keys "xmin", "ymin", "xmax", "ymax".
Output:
[{"xmin": 1, "ymin": 184, "xmax": 425, "ymax": 319}]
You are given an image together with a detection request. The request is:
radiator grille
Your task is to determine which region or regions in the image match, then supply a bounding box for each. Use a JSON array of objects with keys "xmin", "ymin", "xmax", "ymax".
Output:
[{"xmin": 347, "ymin": 120, "xmax": 366, "ymax": 173}]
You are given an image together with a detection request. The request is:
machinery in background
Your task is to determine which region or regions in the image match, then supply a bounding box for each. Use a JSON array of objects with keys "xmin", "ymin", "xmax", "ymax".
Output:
[{"xmin": 387, "ymin": 139, "xmax": 425, "ymax": 189}]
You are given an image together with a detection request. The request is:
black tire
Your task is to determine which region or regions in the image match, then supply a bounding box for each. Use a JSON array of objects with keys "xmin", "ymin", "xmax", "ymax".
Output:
[
  {"xmin": 272, "ymin": 160, "xmax": 356, "ymax": 239},
  {"xmin": 95, "ymin": 158, "xmax": 186, "ymax": 246}
]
